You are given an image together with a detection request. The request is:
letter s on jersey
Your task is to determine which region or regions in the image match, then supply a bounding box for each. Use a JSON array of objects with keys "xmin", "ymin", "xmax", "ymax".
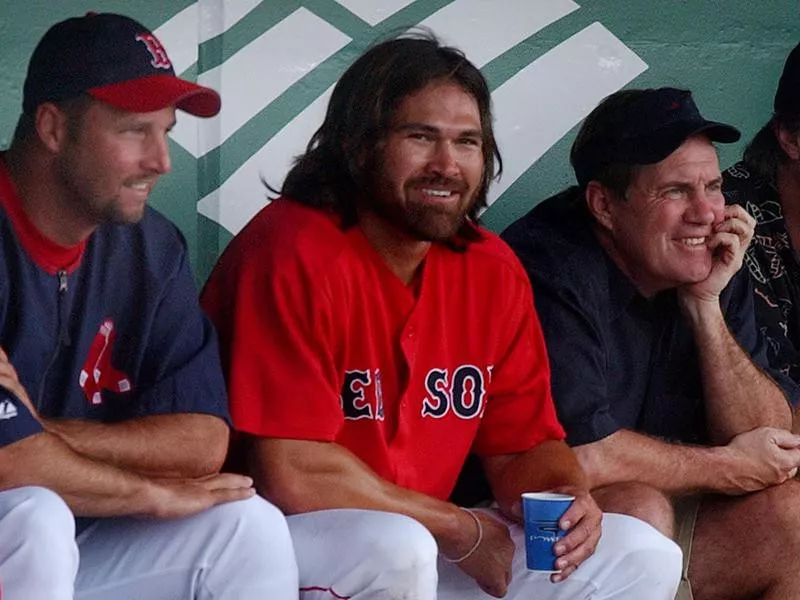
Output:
[{"xmin": 422, "ymin": 365, "xmax": 488, "ymax": 420}]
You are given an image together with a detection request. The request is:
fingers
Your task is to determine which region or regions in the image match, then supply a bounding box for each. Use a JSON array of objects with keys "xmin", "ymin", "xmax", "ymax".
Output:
[
  {"xmin": 552, "ymin": 518, "xmax": 600, "ymax": 577},
  {"xmin": 552, "ymin": 494, "xmax": 602, "ymax": 580},
  {"xmin": 207, "ymin": 485, "xmax": 256, "ymax": 507},
  {"xmin": 721, "ymin": 204, "xmax": 756, "ymax": 231},
  {"xmin": 0, "ymin": 360, "xmax": 20, "ymax": 382},
  {"xmin": 198, "ymin": 472, "xmax": 254, "ymax": 491},
  {"xmin": 714, "ymin": 209, "xmax": 754, "ymax": 248},
  {"xmin": 706, "ymin": 230, "xmax": 744, "ymax": 259},
  {"xmin": 477, "ymin": 582, "xmax": 506, "ymax": 598},
  {"xmin": 457, "ymin": 511, "xmax": 513, "ymax": 598},
  {"xmin": 770, "ymin": 429, "xmax": 800, "ymax": 449}
]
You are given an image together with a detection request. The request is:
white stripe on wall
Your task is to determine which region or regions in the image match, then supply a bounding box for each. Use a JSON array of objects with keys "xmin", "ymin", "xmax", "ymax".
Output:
[
  {"xmin": 170, "ymin": 7, "xmax": 350, "ymax": 158},
  {"xmin": 156, "ymin": 0, "xmax": 267, "ymax": 74},
  {"xmin": 487, "ymin": 22, "xmax": 648, "ymax": 207},
  {"xmin": 334, "ymin": 0, "xmax": 417, "ymax": 26},
  {"xmin": 198, "ymin": 87, "xmax": 334, "ymax": 234},
  {"xmin": 420, "ymin": 0, "xmax": 579, "ymax": 68},
  {"xmin": 155, "ymin": 3, "xmax": 199, "ymax": 76},
  {"xmin": 197, "ymin": 0, "xmax": 265, "ymax": 43}
]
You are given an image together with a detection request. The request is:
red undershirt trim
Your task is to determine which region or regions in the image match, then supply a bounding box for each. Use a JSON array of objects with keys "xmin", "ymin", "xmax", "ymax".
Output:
[{"xmin": 0, "ymin": 156, "xmax": 86, "ymax": 275}]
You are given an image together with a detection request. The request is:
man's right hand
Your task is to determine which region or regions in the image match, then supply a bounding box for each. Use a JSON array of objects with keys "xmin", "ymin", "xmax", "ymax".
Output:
[
  {"xmin": 452, "ymin": 510, "xmax": 515, "ymax": 598},
  {"xmin": 722, "ymin": 427, "xmax": 800, "ymax": 494},
  {"xmin": 146, "ymin": 473, "xmax": 256, "ymax": 519}
]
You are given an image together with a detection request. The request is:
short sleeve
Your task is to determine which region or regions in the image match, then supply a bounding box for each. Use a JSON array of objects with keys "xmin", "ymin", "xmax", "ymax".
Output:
[
  {"xmin": 0, "ymin": 388, "xmax": 43, "ymax": 447},
  {"xmin": 202, "ymin": 235, "xmax": 344, "ymax": 441},
  {"xmin": 503, "ymin": 222, "xmax": 620, "ymax": 447},
  {"xmin": 472, "ymin": 265, "xmax": 565, "ymax": 456},
  {"xmin": 135, "ymin": 241, "xmax": 229, "ymax": 421}
]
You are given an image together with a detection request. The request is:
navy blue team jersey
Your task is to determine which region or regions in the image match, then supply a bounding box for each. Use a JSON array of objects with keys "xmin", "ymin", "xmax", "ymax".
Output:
[{"xmin": 0, "ymin": 155, "xmax": 229, "ymax": 448}]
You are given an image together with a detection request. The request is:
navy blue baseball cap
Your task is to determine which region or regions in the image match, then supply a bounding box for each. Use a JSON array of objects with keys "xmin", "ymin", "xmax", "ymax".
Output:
[
  {"xmin": 571, "ymin": 87, "xmax": 740, "ymax": 187},
  {"xmin": 22, "ymin": 12, "xmax": 220, "ymax": 117}
]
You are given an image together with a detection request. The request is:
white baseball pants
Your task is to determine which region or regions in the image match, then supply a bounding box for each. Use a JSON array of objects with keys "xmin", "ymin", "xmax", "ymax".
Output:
[
  {"xmin": 0, "ymin": 486, "xmax": 299, "ymax": 599},
  {"xmin": 289, "ymin": 508, "xmax": 682, "ymax": 600}
]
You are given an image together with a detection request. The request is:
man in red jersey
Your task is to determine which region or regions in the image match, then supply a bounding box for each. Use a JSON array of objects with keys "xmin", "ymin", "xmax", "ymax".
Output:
[{"xmin": 202, "ymin": 32, "xmax": 681, "ymax": 600}]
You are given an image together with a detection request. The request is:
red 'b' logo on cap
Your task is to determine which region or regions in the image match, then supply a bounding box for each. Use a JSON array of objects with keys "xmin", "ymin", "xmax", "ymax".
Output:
[{"xmin": 135, "ymin": 33, "xmax": 172, "ymax": 70}]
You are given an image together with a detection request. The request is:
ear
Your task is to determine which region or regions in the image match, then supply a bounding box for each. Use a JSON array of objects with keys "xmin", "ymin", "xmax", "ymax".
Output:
[
  {"xmin": 774, "ymin": 121, "xmax": 800, "ymax": 161},
  {"xmin": 585, "ymin": 181, "xmax": 616, "ymax": 232},
  {"xmin": 34, "ymin": 103, "xmax": 69, "ymax": 153}
]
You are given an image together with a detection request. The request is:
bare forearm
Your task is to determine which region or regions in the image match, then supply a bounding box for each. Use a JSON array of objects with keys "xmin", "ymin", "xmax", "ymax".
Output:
[
  {"xmin": 251, "ymin": 438, "xmax": 473, "ymax": 558},
  {"xmin": 685, "ymin": 300, "xmax": 790, "ymax": 441},
  {"xmin": 575, "ymin": 429, "xmax": 741, "ymax": 495},
  {"xmin": 45, "ymin": 414, "xmax": 229, "ymax": 478},
  {"xmin": 1, "ymin": 432, "xmax": 162, "ymax": 517},
  {"xmin": 485, "ymin": 440, "xmax": 588, "ymax": 515}
]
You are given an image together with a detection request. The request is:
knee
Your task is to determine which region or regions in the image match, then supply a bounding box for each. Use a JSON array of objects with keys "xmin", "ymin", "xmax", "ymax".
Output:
[
  {"xmin": 601, "ymin": 513, "xmax": 683, "ymax": 588},
  {"xmin": 209, "ymin": 496, "xmax": 295, "ymax": 553},
  {"xmin": 0, "ymin": 486, "xmax": 77, "ymax": 579},
  {"xmin": 594, "ymin": 482, "xmax": 675, "ymax": 537},
  {"xmin": 362, "ymin": 512, "xmax": 438, "ymax": 578},
  {"xmin": 751, "ymin": 480, "xmax": 800, "ymax": 548},
  {"xmin": 7, "ymin": 486, "xmax": 75, "ymax": 545}
]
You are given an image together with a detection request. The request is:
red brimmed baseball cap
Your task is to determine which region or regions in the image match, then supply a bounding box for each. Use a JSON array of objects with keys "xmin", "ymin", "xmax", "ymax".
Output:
[{"xmin": 22, "ymin": 12, "xmax": 220, "ymax": 118}]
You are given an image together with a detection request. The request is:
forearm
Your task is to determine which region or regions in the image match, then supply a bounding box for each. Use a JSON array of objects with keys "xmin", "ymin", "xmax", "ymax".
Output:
[
  {"xmin": 575, "ymin": 429, "xmax": 744, "ymax": 495},
  {"xmin": 484, "ymin": 440, "xmax": 588, "ymax": 516},
  {"xmin": 251, "ymin": 438, "xmax": 474, "ymax": 558},
  {"xmin": 685, "ymin": 299, "xmax": 791, "ymax": 441},
  {"xmin": 1, "ymin": 431, "xmax": 164, "ymax": 517},
  {"xmin": 45, "ymin": 413, "xmax": 229, "ymax": 478}
]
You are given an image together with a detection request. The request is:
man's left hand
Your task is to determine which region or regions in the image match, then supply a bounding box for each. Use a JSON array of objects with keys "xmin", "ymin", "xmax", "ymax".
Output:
[
  {"xmin": 679, "ymin": 204, "xmax": 755, "ymax": 305},
  {"xmin": 550, "ymin": 488, "xmax": 602, "ymax": 582}
]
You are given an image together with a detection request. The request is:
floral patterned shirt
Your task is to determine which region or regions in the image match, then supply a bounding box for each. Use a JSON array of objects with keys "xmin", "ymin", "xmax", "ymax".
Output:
[{"xmin": 724, "ymin": 161, "xmax": 800, "ymax": 382}]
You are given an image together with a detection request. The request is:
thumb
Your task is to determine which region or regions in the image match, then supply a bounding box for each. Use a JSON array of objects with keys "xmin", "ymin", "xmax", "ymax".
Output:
[{"xmin": 772, "ymin": 430, "xmax": 800, "ymax": 449}]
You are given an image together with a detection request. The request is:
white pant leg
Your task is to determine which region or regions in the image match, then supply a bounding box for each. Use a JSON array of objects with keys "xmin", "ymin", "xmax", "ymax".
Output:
[
  {"xmin": 0, "ymin": 486, "xmax": 78, "ymax": 600},
  {"xmin": 288, "ymin": 509, "xmax": 439, "ymax": 600},
  {"xmin": 438, "ymin": 511, "xmax": 682, "ymax": 600},
  {"xmin": 75, "ymin": 496, "xmax": 298, "ymax": 600}
]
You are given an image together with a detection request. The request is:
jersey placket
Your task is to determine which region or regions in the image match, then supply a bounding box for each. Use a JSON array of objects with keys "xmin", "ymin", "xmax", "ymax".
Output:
[{"xmin": 36, "ymin": 269, "xmax": 73, "ymax": 412}]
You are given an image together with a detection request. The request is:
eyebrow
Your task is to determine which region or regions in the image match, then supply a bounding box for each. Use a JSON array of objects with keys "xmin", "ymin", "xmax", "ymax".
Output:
[
  {"xmin": 393, "ymin": 122, "xmax": 483, "ymax": 138},
  {"xmin": 659, "ymin": 175, "xmax": 723, "ymax": 190}
]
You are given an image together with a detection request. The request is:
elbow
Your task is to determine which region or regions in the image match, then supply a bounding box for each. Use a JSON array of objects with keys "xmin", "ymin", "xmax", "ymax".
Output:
[
  {"xmin": 255, "ymin": 466, "xmax": 320, "ymax": 515},
  {"xmin": 190, "ymin": 417, "xmax": 230, "ymax": 476}
]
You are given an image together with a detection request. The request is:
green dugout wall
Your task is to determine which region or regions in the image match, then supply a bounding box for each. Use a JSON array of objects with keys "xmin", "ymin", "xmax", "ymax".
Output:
[{"xmin": 0, "ymin": 1, "xmax": 797, "ymax": 282}]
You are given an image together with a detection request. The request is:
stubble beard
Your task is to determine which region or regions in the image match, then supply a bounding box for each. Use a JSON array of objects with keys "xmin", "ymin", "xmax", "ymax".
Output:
[{"xmin": 369, "ymin": 174, "xmax": 475, "ymax": 242}]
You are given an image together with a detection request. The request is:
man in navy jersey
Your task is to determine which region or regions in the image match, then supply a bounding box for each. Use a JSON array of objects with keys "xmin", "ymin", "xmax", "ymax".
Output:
[{"xmin": 0, "ymin": 12, "xmax": 297, "ymax": 599}]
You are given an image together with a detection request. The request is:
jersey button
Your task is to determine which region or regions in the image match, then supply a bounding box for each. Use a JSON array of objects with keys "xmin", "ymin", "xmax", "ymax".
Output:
[{"xmin": 407, "ymin": 326, "xmax": 415, "ymax": 338}]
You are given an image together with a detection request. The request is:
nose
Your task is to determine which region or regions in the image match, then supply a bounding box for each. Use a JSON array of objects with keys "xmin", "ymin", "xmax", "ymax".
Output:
[
  {"xmin": 143, "ymin": 132, "xmax": 172, "ymax": 175},
  {"xmin": 686, "ymin": 189, "xmax": 721, "ymax": 225},
  {"xmin": 427, "ymin": 140, "xmax": 460, "ymax": 178}
]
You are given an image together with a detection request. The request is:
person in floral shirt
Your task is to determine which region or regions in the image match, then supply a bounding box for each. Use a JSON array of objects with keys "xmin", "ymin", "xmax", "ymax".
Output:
[{"xmin": 724, "ymin": 41, "xmax": 800, "ymax": 384}]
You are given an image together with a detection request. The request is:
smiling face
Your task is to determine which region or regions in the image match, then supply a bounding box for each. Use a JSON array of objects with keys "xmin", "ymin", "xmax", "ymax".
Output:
[
  {"xmin": 362, "ymin": 79, "xmax": 485, "ymax": 244},
  {"xmin": 54, "ymin": 99, "xmax": 175, "ymax": 227},
  {"xmin": 600, "ymin": 134, "xmax": 725, "ymax": 296}
]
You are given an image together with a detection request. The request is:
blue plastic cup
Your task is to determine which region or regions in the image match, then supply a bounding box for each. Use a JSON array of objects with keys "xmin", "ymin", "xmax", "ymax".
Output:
[{"xmin": 522, "ymin": 492, "xmax": 575, "ymax": 572}]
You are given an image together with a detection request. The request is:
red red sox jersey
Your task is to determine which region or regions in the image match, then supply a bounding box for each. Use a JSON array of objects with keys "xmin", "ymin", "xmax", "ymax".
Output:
[{"xmin": 202, "ymin": 198, "xmax": 565, "ymax": 500}]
